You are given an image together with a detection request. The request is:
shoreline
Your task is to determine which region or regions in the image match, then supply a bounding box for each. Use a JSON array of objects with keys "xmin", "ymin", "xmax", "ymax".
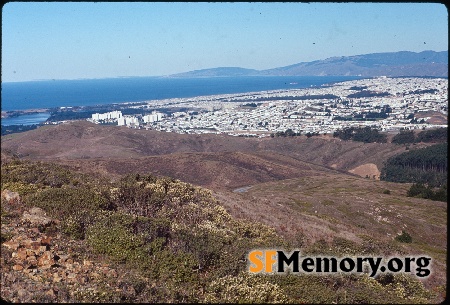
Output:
[
  {"xmin": 1, "ymin": 108, "xmax": 51, "ymax": 119},
  {"xmin": 1, "ymin": 75, "xmax": 364, "ymax": 112},
  {"xmin": 2, "ymin": 76, "xmax": 448, "ymax": 133}
]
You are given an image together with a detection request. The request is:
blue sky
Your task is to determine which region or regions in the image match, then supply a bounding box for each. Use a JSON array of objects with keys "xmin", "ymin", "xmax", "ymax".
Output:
[{"xmin": 2, "ymin": 2, "xmax": 448, "ymax": 82}]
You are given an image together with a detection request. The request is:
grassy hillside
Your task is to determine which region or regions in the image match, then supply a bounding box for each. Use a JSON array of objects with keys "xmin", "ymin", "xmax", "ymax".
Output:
[
  {"xmin": 1, "ymin": 122, "xmax": 446, "ymax": 302},
  {"xmin": 1, "ymin": 121, "xmax": 408, "ymax": 185},
  {"xmin": 1, "ymin": 159, "xmax": 444, "ymax": 303}
]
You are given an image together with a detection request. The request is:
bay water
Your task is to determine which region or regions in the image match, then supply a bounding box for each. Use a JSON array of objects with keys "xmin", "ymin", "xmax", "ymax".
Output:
[{"xmin": 1, "ymin": 75, "xmax": 361, "ymax": 125}]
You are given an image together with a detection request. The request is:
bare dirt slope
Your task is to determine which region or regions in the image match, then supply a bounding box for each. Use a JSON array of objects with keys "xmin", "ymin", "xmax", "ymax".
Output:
[{"xmin": 348, "ymin": 163, "xmax": 381, "ymax": 179}]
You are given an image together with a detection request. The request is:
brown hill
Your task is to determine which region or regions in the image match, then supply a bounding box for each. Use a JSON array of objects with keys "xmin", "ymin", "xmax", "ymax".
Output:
[
  {"xmin": 56, "ymin": 150, "xmax": 346, "ymax": 190},
  {"xmin": 1, "ymin": 121, "xmax": 407, "ymax": 188}
]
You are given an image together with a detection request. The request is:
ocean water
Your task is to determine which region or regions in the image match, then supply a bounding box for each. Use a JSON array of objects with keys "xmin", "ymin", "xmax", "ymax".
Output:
[
  {"xmin": 1, "ymin": 76, "xmax": 361, "ymax": 125},
  {"xmin": 1, "ymin": 76, "xmax": 362, "ymax": 112}
]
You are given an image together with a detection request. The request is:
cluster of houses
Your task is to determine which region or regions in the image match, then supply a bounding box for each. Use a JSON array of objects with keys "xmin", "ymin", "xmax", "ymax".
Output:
[{"xmin": 86, "ymin": 77, "xmax": 447, "ymax": 136}]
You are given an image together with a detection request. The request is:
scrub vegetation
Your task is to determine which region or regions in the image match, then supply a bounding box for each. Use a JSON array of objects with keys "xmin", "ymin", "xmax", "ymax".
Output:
[{"xmin": 1, "ymin": 159, "xmax": 440, "ymax": 303}]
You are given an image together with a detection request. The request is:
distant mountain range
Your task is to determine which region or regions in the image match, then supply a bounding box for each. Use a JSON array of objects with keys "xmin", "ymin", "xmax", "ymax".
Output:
[{"xmin": 170, "ymin": 50, "xmax": 448, "ymax": 78}]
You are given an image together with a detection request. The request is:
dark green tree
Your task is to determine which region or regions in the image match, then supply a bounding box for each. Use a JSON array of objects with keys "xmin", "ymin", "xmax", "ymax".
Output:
[{"xmin": 392, "ymin": 129, "xmax": 415, "ymax": 144}]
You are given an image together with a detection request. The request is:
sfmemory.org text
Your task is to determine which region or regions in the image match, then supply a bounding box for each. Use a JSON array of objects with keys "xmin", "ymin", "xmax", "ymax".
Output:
[{"xmin": 248, "ymin": 250, "xmax": 431, "ymax": 278}]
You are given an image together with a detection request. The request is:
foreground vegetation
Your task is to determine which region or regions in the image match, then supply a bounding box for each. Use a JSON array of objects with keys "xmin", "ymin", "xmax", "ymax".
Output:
[{"xmin": 1, "ymin": 159, "xmax": 440, "ymax": 303}]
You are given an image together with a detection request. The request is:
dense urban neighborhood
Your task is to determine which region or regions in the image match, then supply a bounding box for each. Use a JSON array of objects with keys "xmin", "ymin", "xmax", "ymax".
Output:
[{"xmin": 86, "ymin": 77, "xmax": 447, "ymax": 137}]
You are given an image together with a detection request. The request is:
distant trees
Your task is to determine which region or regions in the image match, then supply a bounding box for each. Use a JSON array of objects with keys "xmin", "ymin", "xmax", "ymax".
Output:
[
  {"xmin": 381, "ymin": 104, "xmax": 392, "ymax": 114},
  {"xmin": 333, "ymin": 126, "xmax": 387, "ymax": 143},
  {"xmin": 364, "ymin": 112, "xmax": 388, "ymax": 119},
  {"xmin": 271, "ymin": 129, "xmax": 301, "ymax": 137},
  {"xmin": 47, "ymin": 111, "xmax": 94, "ymax": 122},
  {"xmin": 380, "ymin": 143, "xmax": 447, "ymax": 187},
  {"xmin": 391, "ymin": 129, "xmax": 416, "ymax": 144},
  {"xmin": 409, "ymin": 117, "xmax": 426, "ymax": 124},
  {"xmin": 416, "ymin": 127, "xmax": 447, "ymax": 143},
  {"xmin": 381, "ymin": 141, "xmax": 447, "ymax": 202},
  {"xmin": 349, "ymin": 85, "xmax": 368, "ymax": 90},
  {"xmin": 270, "ymin": 129, "xmax": 322, "ymax": 138},
  {"xmin": 1, "ymin": 124, "xmax": 39, "ymax": 136},
  {"xmin": 347, "ymin": 91, "xmax": 390, "ymax": 98},
  {"xmin": 333, "ymin": 116, "xmax": 353, "ymax": 121},
  {"xmin": 410, "ymin": 88, "xmax": 438, "ymax": 95},
  {"xmin": 391, "ymin": 128, "xmax": 447, "ymax": 145},
  {"xmin": 406, "ymin": 183, "xmax": 447, "ymax": 202}
]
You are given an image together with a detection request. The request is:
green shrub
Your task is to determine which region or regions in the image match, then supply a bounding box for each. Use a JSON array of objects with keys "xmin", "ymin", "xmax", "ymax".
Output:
[
  {"xmin": 86, "ymin": 212, "xmax": 147, "ymax": 263},
  {"xmin": 1, "ymin": 161, "xmax": 74, "ymax": 187},
  {"xmin": 407, "ymin": 183, "xmax": 447, "ymax": 202},
  {"xmin": 1, "ymin": 182, "xmax": 40, "ymax": 196},
  {"xmin": 26, "ymin": 187, "xmax": 110, "ymax": 220},
  {"xmin": 61, "ymin": 210, "xmax": 102, "ymax": 240},
  {"xmin": 376, "ymin": 273, "xmax": 434, "ymax": 302},
  {"xmin": 62, "ymin": 215, "xmax": 86, "ymax": 240},
  {"xmin": 395, "ymin": 230, "xmax": 412, "ymax": 243}
]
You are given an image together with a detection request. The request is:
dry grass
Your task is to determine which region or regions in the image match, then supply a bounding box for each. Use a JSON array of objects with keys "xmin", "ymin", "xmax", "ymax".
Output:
[
  {"xmin": 214, "ymin": 173, "xmax": 446, "ymax": 290},
  {"xmin": 1, "ymin": 120, "xmax": 446, "ymax": 292}
]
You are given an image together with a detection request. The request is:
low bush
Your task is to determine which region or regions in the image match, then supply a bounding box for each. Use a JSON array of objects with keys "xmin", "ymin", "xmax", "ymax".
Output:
[
  {"xmin": 395, "ymin": 230, "xmax": 412, "ymax": 243},
  {"xmin": 0, "ymin": 159, "xmax": 437, "ymax": 303},
  {"xmin": 26, "ymin": 187, "xmax": 110, "ymax": 220},
  {"xmin": 204, "ymin": 272, "xmax": 289, "ymax": 303}
]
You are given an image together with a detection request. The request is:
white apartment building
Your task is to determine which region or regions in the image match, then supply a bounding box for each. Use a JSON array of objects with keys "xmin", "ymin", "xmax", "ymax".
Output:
[
  {"xmin": 92, "ymin": 110, "xmax": 123, "ymax": 121},
  {"xmin": 118, "ymin": 116, "xmax": 139, "ymax": 127},
  {"xmin": 143, "ymin": 112, "xmax": 164, "ymax": 123}
]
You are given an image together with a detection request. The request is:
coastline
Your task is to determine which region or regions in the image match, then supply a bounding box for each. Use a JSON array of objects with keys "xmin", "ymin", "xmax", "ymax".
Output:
[
  {"xmin": 2, "ymin": 76, "xmax": 447, "ymax": 133},
  {"xmin": 1, "ymin": 108, "xmax": 50, "ymax": 119},
  {"xmin": 1, "ymin": 75, "xmax": 363, "ymax": 112}
]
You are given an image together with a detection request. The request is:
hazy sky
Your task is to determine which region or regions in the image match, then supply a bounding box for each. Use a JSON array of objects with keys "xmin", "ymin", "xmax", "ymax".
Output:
[{"xmin": 2, "ymin": 2, "xmax": 448, "ymax": 82}]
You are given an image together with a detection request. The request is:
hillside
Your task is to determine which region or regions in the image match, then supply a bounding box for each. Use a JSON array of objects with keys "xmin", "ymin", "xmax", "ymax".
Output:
[
  {"xmin": 1, "ymin": 157, "xmax": 445, "ymax": 303},
  {"xmin": 170, "ymin": 50, "xmax": 448, "ymax": 77},
  {"xmin": 1, "ymin": 121, "xmax": 447, "ymax": 302},
  {"xmin": 1, "ymin": 121, "xmax": 408, "ymax": 188},
  {"xmin": 169, "ymin": 67, "xmax": 259, "ymax": 78}
]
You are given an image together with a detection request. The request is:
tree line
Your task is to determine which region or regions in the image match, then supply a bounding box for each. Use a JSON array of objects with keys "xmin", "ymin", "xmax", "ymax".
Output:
[
  {"xmin": 391, "ymin": 127, "xmax": 447, "ymax": 145},
  {"xmin": 333, "ymin": 126, "xmax": 387, "ymax": 143},
  {"xmin": 380, "ymin": 143, "xmax": 447, "ymax": 201},
  {"xmin": 380, "ymin": 143, "xmax": 447, "ymax": 185},
  {"xmin": 270, "ymin": 129, "xmax": 323, "ymax": 138},
  {"xmin": 1, "ymin": 124, "xmax": 39, "ymax": 136}
]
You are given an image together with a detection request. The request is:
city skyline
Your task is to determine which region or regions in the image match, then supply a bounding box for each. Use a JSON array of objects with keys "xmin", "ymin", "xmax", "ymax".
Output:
[{"xmin": 2, "ymin": 2, "xmax": 448, "ymax": 82}]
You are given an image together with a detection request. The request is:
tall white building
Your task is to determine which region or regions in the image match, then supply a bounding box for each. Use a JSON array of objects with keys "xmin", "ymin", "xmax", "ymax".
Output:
[
  {"xmin": 117, "ymin": 117, "xmax": 126, "ymax": 126},
  {"xmin": 118, "ymin": 116, "xmax": 139, "ymax": 127},
  {"xmin": 92, "ymin": 111, "xmax": 123, "ymax": 122},
  {"xmin": 143, "ymin": 111, "xmax": 164, "ymax": 123}
]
